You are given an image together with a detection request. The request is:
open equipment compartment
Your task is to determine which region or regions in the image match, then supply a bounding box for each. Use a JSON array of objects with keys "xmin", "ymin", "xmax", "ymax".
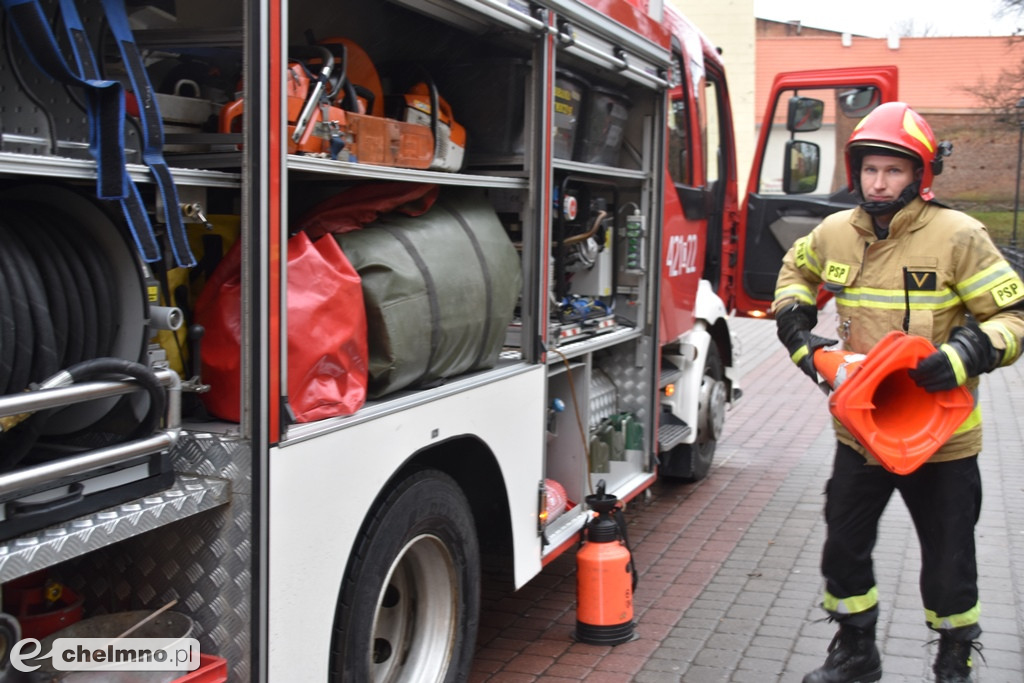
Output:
[{"xmin": 0, "ymin": 0, "xmax": 677, "ymax": 679}]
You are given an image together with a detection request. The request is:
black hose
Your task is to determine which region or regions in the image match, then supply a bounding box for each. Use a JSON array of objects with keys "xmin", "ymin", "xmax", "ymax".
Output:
[
  {"xmin": 48, "ymin": 209, "xmax": 117, "ymax": 358},
  {"xmin": 35, "ymin": 209, "xmax": 90, "ymax": 364},
  {"xmin": 65, "ymin": 358, "xmax": 166, "ymax": 441},
  {"xmin": 35, "ymin": 208, "xmax": 101, "ymax": 362},
  {"xmin": 0, "ymin": 189, "xmax": 151, "ymax": 464},
  {"xmin": 0, "ymin": 220, "xmax": 35, "ymax": 394},
  {"xmin": 0, "ymin": 254, "xmax": 15, "ymax": 395},
  {"xmin": 11, "ymin": 208, "xmax": 73, "ymax": 363},
  {"xmin": 0, "ymin": 218, "xmax": 59, "ymax": 384},
  {"xmin": 0, "ymin": 358, "xmax": 165, "ymax": 473}
]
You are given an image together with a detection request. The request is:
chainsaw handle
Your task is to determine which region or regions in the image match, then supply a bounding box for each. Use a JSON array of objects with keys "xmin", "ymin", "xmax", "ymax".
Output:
[
  {"xmin": 289, "ymin": 45, "xmax": 335, "ymax": 143},
  {"xmin": 409, "ymin": 65, "xmax": 441, "ymax": 160},
  {"xmin": 289, "ymin": 44, "xmax": 336, "ymax": 70},
  {"xmin": 218, "ymin": 98, "xmax": 244, "ymax": 134}
]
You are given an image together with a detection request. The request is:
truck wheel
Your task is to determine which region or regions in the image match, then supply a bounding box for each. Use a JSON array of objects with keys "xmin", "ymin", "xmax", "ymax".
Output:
[
  {"xmin": 662, "ymin": 343, "xmax": 727, "ymax": 482},
  {"xmin": 331, "ymin": 469, "xmax": 480, "ymax": 683}
]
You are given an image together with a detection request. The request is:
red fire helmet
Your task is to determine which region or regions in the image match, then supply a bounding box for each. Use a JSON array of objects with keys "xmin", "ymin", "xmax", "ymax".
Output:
[{"xmin": 845, "ymin": 101, "xmax": 941, "ymax": 201}]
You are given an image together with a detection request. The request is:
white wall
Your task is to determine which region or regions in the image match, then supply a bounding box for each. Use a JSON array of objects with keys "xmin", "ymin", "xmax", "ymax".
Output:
[{"xmin": 666, "ymin": 0, "xmax": 756, "ymax": 197}]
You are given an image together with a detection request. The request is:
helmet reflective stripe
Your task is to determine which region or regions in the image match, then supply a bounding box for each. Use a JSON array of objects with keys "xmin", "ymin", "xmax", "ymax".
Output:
[{"xmin": 902, "ymin": 109, "xmax": 935, "ymax": 154}]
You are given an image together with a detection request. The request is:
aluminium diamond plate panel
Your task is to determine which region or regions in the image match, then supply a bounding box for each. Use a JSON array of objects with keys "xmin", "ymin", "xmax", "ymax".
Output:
[
  {"xmin": 0, "ymin": 474, "xmax": 229, "ymax": 583},
  {"xmin": 4, "ymin": 432, "xmax": 253, "ymax": 682}
]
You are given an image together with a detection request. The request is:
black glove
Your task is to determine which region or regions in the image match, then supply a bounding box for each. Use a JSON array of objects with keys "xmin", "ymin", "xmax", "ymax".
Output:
[
  {"xmin": 776, "ymin": 303, "xmax": 839, "ymax": 383},
  {"xmin": 908, "ymin": 323, "xmax": 1001, "ymax": 393}
]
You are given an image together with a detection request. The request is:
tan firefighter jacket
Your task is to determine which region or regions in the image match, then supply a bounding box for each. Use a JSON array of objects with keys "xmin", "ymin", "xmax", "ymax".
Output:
[{"xmin": 773, "ymin": 197, "xmax": 1024, "ymax": 463}]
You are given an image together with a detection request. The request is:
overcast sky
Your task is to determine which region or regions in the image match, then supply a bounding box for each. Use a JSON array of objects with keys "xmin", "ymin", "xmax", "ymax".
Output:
[{"xmin": 753, "ymin": 0, "xmax": 1021, "ymax": 38}]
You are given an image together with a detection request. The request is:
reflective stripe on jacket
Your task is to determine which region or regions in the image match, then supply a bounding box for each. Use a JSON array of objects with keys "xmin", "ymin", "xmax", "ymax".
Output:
[{"xmin": 773, "ymin": 198, "xmax": 1024, "ymax": 463}]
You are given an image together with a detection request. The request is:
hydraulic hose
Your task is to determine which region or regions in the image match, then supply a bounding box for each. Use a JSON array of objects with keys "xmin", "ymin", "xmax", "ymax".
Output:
[{"xmin": 0, "ymin": 359, "xmax": 165, "ymax": 473}]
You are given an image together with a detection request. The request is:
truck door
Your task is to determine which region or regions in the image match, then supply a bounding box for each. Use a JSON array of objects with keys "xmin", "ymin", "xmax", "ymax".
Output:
[
  {"xmin": 661, "ymin": 37, "xmax": 736, "ymax": 343},
  {"xmin": 731, "ymin": 67, "xmax": 899, "ymax": 316}
]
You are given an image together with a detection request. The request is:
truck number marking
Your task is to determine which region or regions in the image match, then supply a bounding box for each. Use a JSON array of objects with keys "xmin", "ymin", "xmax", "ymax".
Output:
[{"xmin": 666, "ymin": 234, "xmax": 698, "ymax": 277}]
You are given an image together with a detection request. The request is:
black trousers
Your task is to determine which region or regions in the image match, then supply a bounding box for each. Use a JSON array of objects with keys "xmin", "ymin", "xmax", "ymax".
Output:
[{"xmin": 821, "ymin": 442, "xmax": 982, "ymax": 629}]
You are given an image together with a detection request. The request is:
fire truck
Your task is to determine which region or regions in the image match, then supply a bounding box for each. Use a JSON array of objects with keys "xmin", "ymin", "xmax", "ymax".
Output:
[{"xmin": 0, "ymin": 0, "xmax": 897, "ymax": 679}]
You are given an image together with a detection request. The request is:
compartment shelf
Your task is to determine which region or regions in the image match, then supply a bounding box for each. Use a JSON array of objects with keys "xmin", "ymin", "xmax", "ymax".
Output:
[
  {"xmin": 287, "ymin": 155, "xmax": 529, "ymax": 188},
  {"xmin": 553, "ymin": 158, "xmax": 648, "ymax": 181},
  {"xmin": 0, "ymin": 152, "xmax": 241, "ymax": 188},
  {"xmin": 0, "ymin": 474, "xmax": 230, "ymax": 583}
]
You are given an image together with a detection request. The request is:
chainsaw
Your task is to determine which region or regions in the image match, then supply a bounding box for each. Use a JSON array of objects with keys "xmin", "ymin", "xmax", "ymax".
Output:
[{"xmin": 218, "ymin": 42, "xmax": 439, "ymax": 170}]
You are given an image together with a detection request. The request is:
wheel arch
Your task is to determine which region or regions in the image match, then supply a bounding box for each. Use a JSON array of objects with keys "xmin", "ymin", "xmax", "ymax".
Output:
[
  {"xmin": 695, "ymin": 278, "xmax": 734, "ymax": 372},
  {"xmin": 344, "ymin": 435, "xmax": 514, "ymax": 580},
  {"xmin": 414, "ymin": 435, "xmax": 514, "ymax": 562}
]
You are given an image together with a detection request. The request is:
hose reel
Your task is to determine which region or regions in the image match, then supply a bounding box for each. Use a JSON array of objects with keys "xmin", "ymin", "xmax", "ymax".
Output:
[{"xmin": 0, "ymin": 183, "xmax": 154, "ymax": 468}]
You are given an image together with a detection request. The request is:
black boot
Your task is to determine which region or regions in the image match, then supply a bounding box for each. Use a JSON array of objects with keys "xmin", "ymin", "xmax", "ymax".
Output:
[
  {"xmin": 802, "ymin": 622, "xmax": 882, "ymax": 683},
  {"xmin": 933, "ymin": 624, "xmax": 983, "ymax": 683}
]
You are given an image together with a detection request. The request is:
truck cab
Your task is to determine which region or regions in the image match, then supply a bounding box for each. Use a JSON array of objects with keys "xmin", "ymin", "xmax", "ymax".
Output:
[{"xmin": 732, "ymin": 66, "xmax": 900, "ymax": 316}]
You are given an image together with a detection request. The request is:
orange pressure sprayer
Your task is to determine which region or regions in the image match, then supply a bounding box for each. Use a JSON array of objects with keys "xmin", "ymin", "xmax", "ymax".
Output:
[{"xmin": 574, "ymin": 480, "xmax": 637, "ymax": 645}]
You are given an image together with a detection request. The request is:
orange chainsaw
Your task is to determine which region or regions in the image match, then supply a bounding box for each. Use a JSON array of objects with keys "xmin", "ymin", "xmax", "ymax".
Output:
[{"xmin": 218, "ymin": 42, "xmax": 435, "ymax": 169}]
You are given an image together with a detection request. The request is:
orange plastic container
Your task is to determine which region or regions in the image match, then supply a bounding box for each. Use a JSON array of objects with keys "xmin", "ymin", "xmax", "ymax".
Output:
[{"xmin": 814, "ymin": 331, "xmax": 975, "ymax": 475}]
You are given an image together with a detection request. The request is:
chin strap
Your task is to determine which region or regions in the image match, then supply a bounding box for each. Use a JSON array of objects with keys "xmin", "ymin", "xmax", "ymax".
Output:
[{"xmin": 859, "ymin": 182, "xmax": 920, "ymax": 217}]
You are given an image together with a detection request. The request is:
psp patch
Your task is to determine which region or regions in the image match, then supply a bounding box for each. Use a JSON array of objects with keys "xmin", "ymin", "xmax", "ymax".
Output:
[
  {"xmin": 991, "ymin": 276, "xmax": 1024, "ymax": 307},
  {"xmin": 823, "ymin": 260, "xmax": 852, "ymax": 286},
  {"xmin": 904, "ymin": 270, "xmax": 937, "ymax": 291}
]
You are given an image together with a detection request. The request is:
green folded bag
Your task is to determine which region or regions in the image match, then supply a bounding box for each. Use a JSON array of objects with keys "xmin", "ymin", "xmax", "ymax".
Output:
[{"xmin": 335, "ymin": 188, "xmax": 522, "ymax": 398}]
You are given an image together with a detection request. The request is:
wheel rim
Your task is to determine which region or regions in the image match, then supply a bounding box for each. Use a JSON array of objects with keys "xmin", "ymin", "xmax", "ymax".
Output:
[
  {"xmin": 371, "ymin": 534, "xmax": 459, "ymax": 683},
  {"xmin": 698, "ymin": 374, "xmax": 728, "ymax": 442}
]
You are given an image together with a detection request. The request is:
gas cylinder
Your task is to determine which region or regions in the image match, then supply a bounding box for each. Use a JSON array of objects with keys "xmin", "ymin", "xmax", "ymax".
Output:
[{"xmin": 574, "ymin": 480, "xmax": 636, "ymax": 645}]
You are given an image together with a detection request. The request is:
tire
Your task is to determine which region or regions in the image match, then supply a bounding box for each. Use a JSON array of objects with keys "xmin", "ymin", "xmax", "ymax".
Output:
[
  {"xmin": 331, "ymin": 469, "xmax": 480, "ymax": 683},
  {"xmin": 661, "ymin": 343, "xmax": 727, "ymax": 482}
]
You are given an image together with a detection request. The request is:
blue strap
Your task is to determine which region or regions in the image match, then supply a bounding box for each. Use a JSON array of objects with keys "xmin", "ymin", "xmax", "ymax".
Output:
[
  {"xmin": 57, "ymin": 0, "xmax": 171, "ymax": 266},
  {"xmin": 99, "ymin": 0, "xmax": 194, "ymax": 268},
  {"xmin": 1, "ymin": 0, "xmax": 161, "ymax": 263}
]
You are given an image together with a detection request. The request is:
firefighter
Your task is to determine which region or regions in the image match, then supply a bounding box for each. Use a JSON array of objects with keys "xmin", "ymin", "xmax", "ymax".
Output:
[{"xmin": 773, "ymin": 101, "xmax": 1024, "ymax": 683}]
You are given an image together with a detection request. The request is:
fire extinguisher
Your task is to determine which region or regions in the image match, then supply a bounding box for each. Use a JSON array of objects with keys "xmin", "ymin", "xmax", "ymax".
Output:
[{"xmin": 573, "ymin": 480, "xmax": 638, "ymax": 645}]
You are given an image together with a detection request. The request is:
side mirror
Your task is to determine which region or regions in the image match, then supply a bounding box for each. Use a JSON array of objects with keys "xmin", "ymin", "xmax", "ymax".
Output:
[
  {"xmin": 784, "ymin": 140, "xmax": 821, "ymax": 195},
  {"xmin": 787, "ymin": 96, "xmax": 824, "ymax": 133},
  {"xmin": 837, "ymin": 87, "xmax": 881, "ymax": 119}
]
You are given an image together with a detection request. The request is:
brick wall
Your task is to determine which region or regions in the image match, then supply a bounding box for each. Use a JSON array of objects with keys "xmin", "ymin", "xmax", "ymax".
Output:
[{"xmin": 924, "ymin": 112, "xmax": 1019, "ymax": 209}]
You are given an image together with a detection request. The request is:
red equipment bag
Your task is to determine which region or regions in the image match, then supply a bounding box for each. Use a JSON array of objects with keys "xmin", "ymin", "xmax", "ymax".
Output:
[
  {"xmin": 196, "ymin": 232, "xmax": 368, "ymax": 422},
  {"xmin": 296, "ymin": 181, "xmax": 439, "ymax": 239}
]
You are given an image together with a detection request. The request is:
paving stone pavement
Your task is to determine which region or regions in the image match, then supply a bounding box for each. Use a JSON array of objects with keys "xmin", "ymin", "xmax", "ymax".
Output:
[{"xmin": 470, "ymin": 312, "xmax": 1024, "ymax": 682}]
